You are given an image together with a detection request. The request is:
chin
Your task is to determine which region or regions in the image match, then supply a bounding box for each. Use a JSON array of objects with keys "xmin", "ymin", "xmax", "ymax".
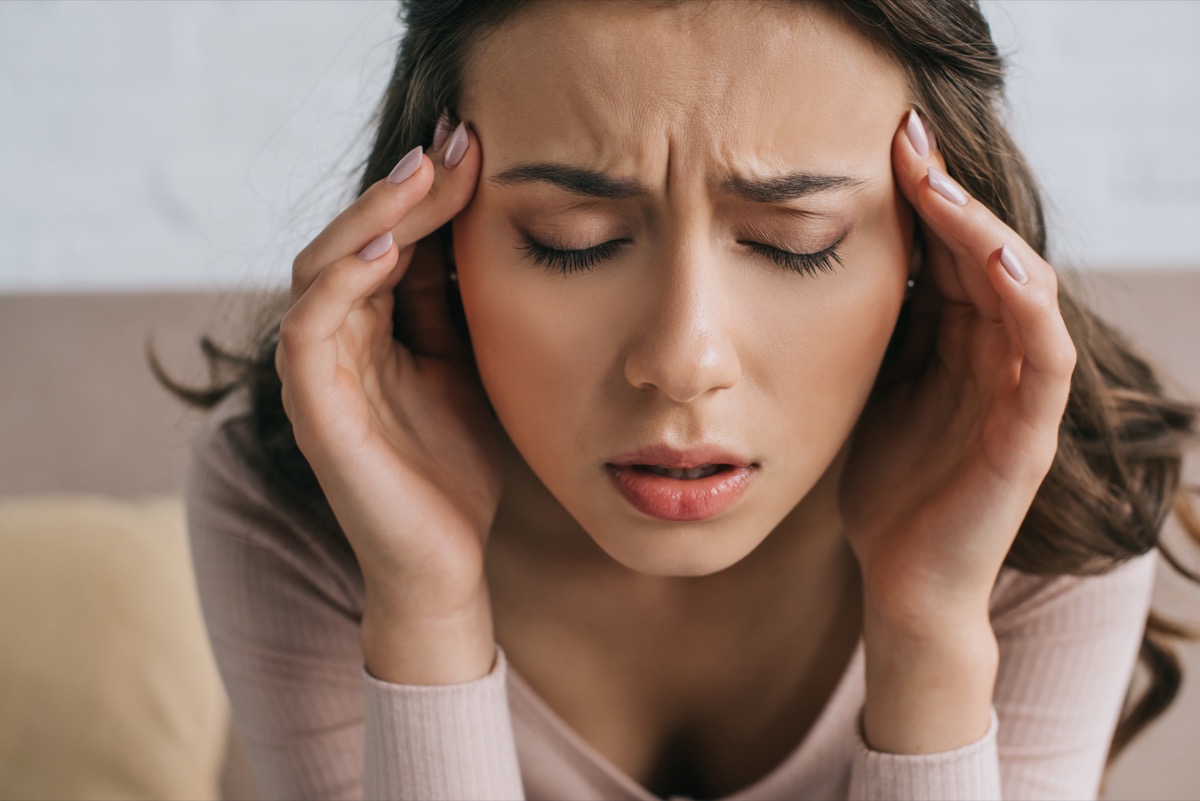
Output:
[{"xmin": 586, "ymin": 524, "xmax": 766, "ymax": 578}]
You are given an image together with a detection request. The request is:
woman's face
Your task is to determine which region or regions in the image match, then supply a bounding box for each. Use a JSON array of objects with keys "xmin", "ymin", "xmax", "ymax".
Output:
[{"xmin": 453, "ymin": 0, "xmax": 915, "ymax": 577}]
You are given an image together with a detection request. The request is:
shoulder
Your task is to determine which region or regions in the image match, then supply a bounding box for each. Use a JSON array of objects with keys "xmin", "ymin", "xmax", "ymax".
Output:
[{"xmin": 184, "ymin": 385, "xmax": 365, "ymax": 613}]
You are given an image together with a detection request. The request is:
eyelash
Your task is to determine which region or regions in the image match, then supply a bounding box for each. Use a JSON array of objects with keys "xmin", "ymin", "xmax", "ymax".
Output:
[{"xmin": 518, "ymin": 235, "xmax": 845, "ymax": 277}]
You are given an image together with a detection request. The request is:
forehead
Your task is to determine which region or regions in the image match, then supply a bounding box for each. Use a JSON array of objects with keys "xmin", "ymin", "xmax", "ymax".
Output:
[{"xmin": 459, "ymin": 0, "xmax": 910, "ymax": 185}]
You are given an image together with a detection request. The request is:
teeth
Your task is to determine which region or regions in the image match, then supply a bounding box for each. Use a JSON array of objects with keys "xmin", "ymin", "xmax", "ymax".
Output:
[{"xmin": 642, "ymin": 465, "xmax": 723, "ymax": 479}]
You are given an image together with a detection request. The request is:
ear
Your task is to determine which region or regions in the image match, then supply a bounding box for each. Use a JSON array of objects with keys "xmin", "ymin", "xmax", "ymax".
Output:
[{"xmin": 910, "ymin": 223, "xmax": 926, "ymax": 282}]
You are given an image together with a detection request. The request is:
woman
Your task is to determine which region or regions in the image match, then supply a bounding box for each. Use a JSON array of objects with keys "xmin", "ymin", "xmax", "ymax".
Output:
[{"xmin": 159, "ymin": 1, "xmax": 1200, "ymax": 799}]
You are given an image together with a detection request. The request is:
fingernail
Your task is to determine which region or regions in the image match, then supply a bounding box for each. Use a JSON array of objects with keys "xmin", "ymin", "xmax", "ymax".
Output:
[
  {"xmin": 387, "ymin": 146, "xmax": 423, "ymax": 184},
  {"xmin": 999, "ymin": 244, "xmax": 1028, "ymax": 285},
  {"xmin": 906, "ymin": 110, "xmax": 929, "ymax": 158},
  {"xmin": 431, "ymin": 108, "xmax": 451, "ymax": 150},
  {"xmin": 928, "ymin": 166, "xmax": 968, "ymax": 206},
  {"xmin": 444, "ymin": 122, "xmax": 468, "ymax": 168},
  {"xmin": 358, "ymin": 231, "xmax": 393, "ymax": 262}
]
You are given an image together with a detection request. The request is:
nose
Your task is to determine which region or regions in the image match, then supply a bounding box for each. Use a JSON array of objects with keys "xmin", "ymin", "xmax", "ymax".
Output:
[{"xmin": 622, "ymin": 238, "xmax": 742, "ymax": 404}]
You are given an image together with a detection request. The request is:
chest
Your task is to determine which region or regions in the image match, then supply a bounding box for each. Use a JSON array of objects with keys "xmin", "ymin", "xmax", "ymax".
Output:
[
  {"xmin": 484, "ymin": 508, "xmax": 864, "ymax": 798},
  {"xmin": 494, "ymin": 591, "xmax": 861, "ymax": 799}
]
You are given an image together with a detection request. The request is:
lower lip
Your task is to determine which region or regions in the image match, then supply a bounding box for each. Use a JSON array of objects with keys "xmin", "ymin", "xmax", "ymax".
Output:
[{"xmin": 605, "ymin": 465, "xmax": 757, "ymax": 522}]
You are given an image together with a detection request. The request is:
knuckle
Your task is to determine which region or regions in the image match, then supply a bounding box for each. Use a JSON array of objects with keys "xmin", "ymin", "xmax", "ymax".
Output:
[
  {"xmin": 1015, "ymin": 426, "xmax": 1062, "ymax": 482},
  {"xmin": 277, "ymin": 310, "xmax": 304, "ymax": 352},
  {"xmin": 1042, "ymin": 309, "xmax": 1077, "ymax": 377},
  {"xmin": 1052, "ymin": 343, "xmax": 1078, "ymax": 377},
  {"xmin": 1043, "ymin": 267, "xmax": 1060, "ymax": 298},
  {"xmin": 965, "ymin": 201, "xmax": 992, "ymax": 231},
  {"xmin": 1031, "ymin": 441, "xmax": 1061, "ymax": 481},
  {"xmin": 279, "ymin": 383, "xmax": 293, "ymax": 421},
  {"xmin": 292, "ymin": 248, "xmax": 311, "ymax": 281},
  {"xmin": 317, "ymin": 259, "xmax": 351, "ymax": 296}
]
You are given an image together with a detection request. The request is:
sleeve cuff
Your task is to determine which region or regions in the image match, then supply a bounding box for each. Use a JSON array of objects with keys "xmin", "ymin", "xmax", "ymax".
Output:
[
  {"xmin": 362, "ymin": 645, "xmax": 525, "ymax": 801},
  {"xmin": 848, "ymin": 705, "xmax": 1002, "ymax": 801}
]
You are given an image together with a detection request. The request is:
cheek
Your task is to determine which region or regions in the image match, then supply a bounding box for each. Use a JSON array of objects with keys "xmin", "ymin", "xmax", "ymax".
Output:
[
  {"xmin": 756, "ymin": 241, "xmax": 905, "ymax": 463},
  {"xmin": 452, "ymin": 210, "xmax": 596, "ymax": 464}
]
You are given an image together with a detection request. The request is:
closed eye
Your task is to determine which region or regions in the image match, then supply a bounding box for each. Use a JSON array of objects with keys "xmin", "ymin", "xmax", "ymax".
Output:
[
  {"xmin": 518, "ymin": 233, "xmax": 845, "ymax": 277},
  {"xmin": 518, "ymin": 237, "xmax": 628, "ymax": 274},
  {"xmin": 739, "ymin": 237, "xmax": 846, "ymax": 276}
]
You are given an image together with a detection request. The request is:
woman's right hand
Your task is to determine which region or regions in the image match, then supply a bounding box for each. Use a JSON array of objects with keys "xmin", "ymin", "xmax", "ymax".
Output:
[{"xmin": 275, "ymin": 121, "xmax": 503, "ymax": 682}]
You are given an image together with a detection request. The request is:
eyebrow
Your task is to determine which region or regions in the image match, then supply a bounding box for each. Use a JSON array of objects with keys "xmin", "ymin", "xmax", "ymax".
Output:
[{"xmin": 489, "ymin": 162, "xmax": 868, "ymax": 203}]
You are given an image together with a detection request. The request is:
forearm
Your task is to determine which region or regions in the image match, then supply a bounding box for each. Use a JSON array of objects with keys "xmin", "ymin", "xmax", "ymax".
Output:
[{"xmin": 862, "ymin": 604, "xmax": 998, "ymax": 755}]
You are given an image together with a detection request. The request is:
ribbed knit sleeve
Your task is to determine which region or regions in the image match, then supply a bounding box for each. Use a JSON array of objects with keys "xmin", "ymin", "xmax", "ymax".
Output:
[
  {"xmin": 848, "ymin": 706, "xmax": 1001, "ymax": 800},
  {"xmin": 845, "ymin": 551, "xmax": 1156, "ymax": 801},
  {"xmin": 186, "ymin": 405, "xmax": 371, "ymax": 800},
  {"xmin": 363, "ymin": 646, "xmax": 525, "ymax": 801},
  {"xmin": 186, "ymin": 391, "xmax": 527, "ymax": 801}
]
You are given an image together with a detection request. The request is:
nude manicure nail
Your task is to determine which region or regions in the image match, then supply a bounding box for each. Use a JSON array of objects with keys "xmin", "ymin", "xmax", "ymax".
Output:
[
  {"xmin": 387, "ymin": 146, "xmax": 423, "ymax": 184},
  {"xmin": 906, "ymin": 110, "xmax": 929, "ymax": 158},
  {"xmin": 928, "ymin": 166, "xmax": 968, "ymax": 206},
  {"xmin": 358, "ymin": 231, "xmax": 393, "ymax": 262},
  {"xmin": 444, "ymin": 122, "xmax": 468, "ymax": 168},
  {"xmin": 1000, "ymin": 244, "xmax": 1029, "ymax": 285}
]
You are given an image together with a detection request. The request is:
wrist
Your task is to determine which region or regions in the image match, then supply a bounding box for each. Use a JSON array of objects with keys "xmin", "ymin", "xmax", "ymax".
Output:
[
  {"xmin": 862, "ymin": 607, "xmax": 998, "ymax": 755},
  {"xmin": 361, "ymin": 586, "xmax": 496, "ymax": 686}
]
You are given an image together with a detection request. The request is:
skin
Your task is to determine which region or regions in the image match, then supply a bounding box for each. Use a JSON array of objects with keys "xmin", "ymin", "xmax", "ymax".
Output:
[
  {"xmin": 455, "ymin": 0, "xmax": 913, "ymax": 584},
  {"xmin": 276, "ymin": 0, "xmax": 1076, "ymax": 793}
]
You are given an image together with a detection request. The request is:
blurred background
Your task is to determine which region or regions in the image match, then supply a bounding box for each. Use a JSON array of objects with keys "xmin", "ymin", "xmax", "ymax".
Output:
[
  {"xmin": 3, "ymin": 0, "xmax": 1199, "ymax": 293},
  {"xmin": 0, "ymin": 2, "xmax": 1197, "ymax": 800}
]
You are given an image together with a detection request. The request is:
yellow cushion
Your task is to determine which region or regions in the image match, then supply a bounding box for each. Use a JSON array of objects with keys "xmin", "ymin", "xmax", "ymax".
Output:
[{"xmin": 0, "ymin": 494, "xmax": 228, "ymax": 801}]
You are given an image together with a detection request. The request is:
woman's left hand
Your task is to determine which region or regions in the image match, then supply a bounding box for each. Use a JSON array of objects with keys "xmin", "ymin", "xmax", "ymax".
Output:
[{"xmin": 841, "ymin": 110, "xmax": 1077, "ymax": 638}]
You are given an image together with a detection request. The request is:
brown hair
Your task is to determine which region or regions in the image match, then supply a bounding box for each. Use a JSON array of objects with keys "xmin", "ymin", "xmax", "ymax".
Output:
[{"xmin": 152, "ymin": 0, "xmax": 1200, "ymax": 777}]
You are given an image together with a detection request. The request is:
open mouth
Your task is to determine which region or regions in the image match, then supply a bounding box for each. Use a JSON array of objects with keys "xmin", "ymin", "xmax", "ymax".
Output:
[
  {"xmin": 630, "ymin": 464, "xmax": 731, "ymax": 480},
  {"xmin": 605, "ymin": 463, "xmax": 756, "ymax": 521}
]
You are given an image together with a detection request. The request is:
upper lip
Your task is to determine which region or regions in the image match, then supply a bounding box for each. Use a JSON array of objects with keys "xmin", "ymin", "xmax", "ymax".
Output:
[{"xmin": 608, "ymin": 444, "xmax": 756, "ymax": 470}]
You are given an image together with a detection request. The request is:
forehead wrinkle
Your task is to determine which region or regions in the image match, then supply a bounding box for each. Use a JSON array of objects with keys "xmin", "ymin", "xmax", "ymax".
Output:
[{"xmin": 464, "ymin": 0, "xmax": 909, "ymax": 207}]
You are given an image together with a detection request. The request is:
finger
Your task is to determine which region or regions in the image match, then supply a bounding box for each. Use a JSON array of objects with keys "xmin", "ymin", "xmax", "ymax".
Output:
[
  {"xmin": 292, "ymin": 120, "xmax": 482, "ymax": 301},
  {"xmin": 302, "ymin": 121, "xmax": 481, "ymax": 339},
  {"xmin": 291, "ymin": 146, "xmax": 433, "ymax": 304},
  {"xmin": 278, "ymin": 237, "xmax": 412, "ymax": 414},
  {"xmin": 393, "ymin": 120, "xmax": 482, "ymax": 361},
  {"xmin": 285, "ymin": 122, "xmax": 483, "ymax": 393},
  {"xmin": 894, "ymin": 111, "xmax": 1075, "ymax": 416},
  {"xmin": 892, "ymin": 111, "xmax": 1006, "ymax": 320},
  {"xmin": 386, "ymin": 119, "xmax": 481, "ymax": 286},
  {"xmin": 986, "ymin": 244, "xmax": 1077, "ymax": 424}
]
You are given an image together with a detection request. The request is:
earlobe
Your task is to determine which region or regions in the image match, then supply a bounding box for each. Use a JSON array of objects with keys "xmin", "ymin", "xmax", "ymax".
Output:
[{"xmin": 903, "ymin": 224, "xmax": 925, "ymax": 302}]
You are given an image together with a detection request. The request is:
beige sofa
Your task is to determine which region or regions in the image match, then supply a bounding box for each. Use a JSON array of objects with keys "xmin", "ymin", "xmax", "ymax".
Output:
[{"xmin": 0, "ymin": 274, "xmax": 1196, "ymax": 800}]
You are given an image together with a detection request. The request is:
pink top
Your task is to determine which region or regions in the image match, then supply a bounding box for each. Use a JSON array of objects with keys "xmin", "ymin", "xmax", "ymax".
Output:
[{"xmin": 186, "ymin": 387, "xmax": 1156, "ymax": 801}]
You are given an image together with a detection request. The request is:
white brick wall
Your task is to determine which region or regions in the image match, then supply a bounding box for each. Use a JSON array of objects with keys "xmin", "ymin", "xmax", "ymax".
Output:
[{"xmin": 2, "ymin": 0, "xmax": 1197, "ymax": 292}]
